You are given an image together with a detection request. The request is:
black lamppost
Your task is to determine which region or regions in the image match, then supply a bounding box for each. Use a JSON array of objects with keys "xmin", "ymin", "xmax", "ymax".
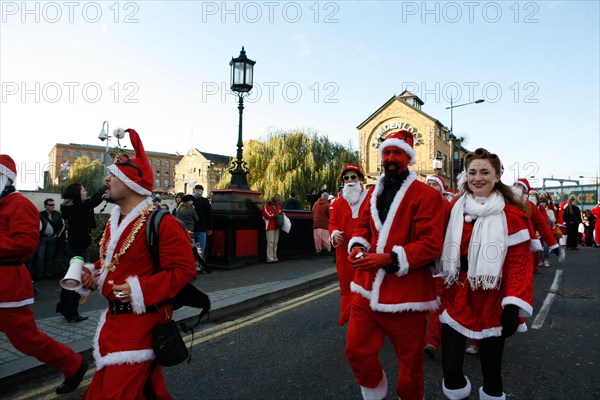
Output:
[
  {"xmin": 446, "ymin": 97, "xmax": 485, "ymax": 135},
  {"xmin": 228, "ymin": 46, "xmax": 256, "ymax": 190},
  {"xmin": 98, "ymin": 120, "xmax": 111, "ymax": 170}
]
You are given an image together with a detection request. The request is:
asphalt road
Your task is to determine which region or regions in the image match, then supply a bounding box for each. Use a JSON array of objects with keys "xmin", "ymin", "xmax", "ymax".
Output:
[{"xmin": 4, "ymin": 248, "xmax": 599, "ymax": 400}]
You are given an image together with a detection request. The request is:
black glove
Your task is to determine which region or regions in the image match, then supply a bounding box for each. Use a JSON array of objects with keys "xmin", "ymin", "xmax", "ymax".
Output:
[
  {"xmin": 501, "ymin": 305, "xmax": 520, "ymax": 338},
  {"xmin": 551, "ymin": 248, "xmax": 560, "ymax": 256}
]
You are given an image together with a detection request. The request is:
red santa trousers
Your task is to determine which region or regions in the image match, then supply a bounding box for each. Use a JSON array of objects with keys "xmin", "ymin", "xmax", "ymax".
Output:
[
  {"xmin": 0, "ymin": 306, "xmax": 82, "ymax": 378},
  {"xmin": 345, "ymin": 295, "xmax": 427, "ymax": 400},
  {"xmin": 425, "ymin": 277, "xmax": 445, "ymax": 350},
  {"xmin": 335, "ymin": 248, "xmax": 354, "ymax": 325},
  {"xmin": 84, "ymin": 360, "xmax": 172, "ymax": 399}
]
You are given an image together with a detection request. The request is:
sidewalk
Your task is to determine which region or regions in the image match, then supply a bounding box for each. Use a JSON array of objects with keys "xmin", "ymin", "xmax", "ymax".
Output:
[{"xmin": 0, "ymin": 255, "xmax": 338, "ymax": 387}]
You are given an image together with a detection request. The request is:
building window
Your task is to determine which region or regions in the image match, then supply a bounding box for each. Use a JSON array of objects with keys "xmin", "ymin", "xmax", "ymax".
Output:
[
  {"xmin": 155, "ymin": 179, "xmax": 160, "ymax": 186},
  {"xmin": 148, "ymin": 158, "xmax": 152, "ymax": 165},
  {"xmin": 165, "ymin": 171, "xmax": 169, "ymax": 176},
  {"xmin": 96, "ymin": 153, "xmax": 103, "ymax": 160},
  {"xmin": 164, "ymin": 179, "xmax": 170, "ymax": 187},
  {"xmin": 443, "ymin": 155, "xmax": 448, "ymax": 173},
  {"xmin": 436, "ymin": 127, "xmax": 441, "ymax": 138},
  {"xmin": 165, "ymin": 160, "xmax": 170, "ymax": 166},
  {"xmin": 156, "ymin": 159, "xmax": 161, "ymax": 166},
  {"xmin": 156, "ymin": 170, "xmax": 160, "ymax": 176},
  {"xmin": 62, "ymin": 150, "xmax": 70, "ymax": 158}
]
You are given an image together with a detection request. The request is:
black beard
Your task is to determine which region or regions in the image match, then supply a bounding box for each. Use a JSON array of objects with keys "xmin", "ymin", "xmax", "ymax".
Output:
[{"xmin": 383, "ymin": 162, "xmax": 404, "ymax": 180}]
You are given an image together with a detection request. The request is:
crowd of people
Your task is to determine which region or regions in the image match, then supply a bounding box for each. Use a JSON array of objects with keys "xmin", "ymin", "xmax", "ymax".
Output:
[{"xmin": 2, "ymin": 126, "xmax": 599, "ymax": 398}]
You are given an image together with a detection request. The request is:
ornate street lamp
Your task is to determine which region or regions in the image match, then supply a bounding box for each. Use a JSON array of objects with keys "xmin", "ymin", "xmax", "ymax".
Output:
[
  {"xmin": 228, "ymin": 46, "xmax": 256, "ymax": 190},
  {"xmin": 98, "ymin": 120, "xmax": 111, "ymax": 170}
]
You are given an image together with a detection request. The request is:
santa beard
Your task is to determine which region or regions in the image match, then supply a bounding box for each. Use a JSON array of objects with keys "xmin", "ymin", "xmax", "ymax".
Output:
[{"xmin": 343, "ymin": 182, "xmax": 362, "ymax": 205}]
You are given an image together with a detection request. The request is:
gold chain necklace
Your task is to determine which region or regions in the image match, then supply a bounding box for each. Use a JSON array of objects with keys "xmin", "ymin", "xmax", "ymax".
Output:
[{"xmin": 100, "ymin": 206, "xmax": 152, "ymax": 273}]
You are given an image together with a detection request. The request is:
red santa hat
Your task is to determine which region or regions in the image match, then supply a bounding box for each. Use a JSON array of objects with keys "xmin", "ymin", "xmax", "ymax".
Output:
[
  {"xmin": 425, "ymin": 175, "xmax": 446, "ymax": 195},
  {"xmin": 514, "ymin": 178, "xmax": 531, "ymax": 193},
  {"xmin": 378, "ymin": 130, "xmax": 417, "ymax": 166},
  {"xmin": 106, "ymin": 128, "xmax": 153, "ymax": 196},
  {"xmin": 0, "ymin": 154, "xmax": 17, "ymax": 183},
  {"xmin": 340, "ymin": 163, "xmax": 364, "ymax": 181}
]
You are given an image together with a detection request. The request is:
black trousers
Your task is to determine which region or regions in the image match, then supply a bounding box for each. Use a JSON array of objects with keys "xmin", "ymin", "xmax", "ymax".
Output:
[{"xmin": 441, "ymin": 324, "xmax": 505, "ymax": 397}]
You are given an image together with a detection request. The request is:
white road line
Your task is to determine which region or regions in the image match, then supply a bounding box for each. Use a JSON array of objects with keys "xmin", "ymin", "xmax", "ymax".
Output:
[{"xmin": 531, "ymin": 269, "xmax": 563, "ymax": 329}]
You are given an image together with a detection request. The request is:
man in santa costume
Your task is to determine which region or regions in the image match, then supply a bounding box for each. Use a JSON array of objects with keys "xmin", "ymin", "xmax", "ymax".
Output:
[
  {"xmin": 512, "ymin": 178, "xmax": 559, "ymax": 273},
  {"xmin": 329, "ymin": 163, "xmax": 369, "ymax": 326},
  {"xmin": 345, "ymin": 130, "xmax": 446, "ymax": 400},
  {"xmin": 0, "ymin": 154, "xmax": 88, "ymax": 394},
  {"xmin": 80, "ymin": 129, "xmax": 196, "ymax": 399}
]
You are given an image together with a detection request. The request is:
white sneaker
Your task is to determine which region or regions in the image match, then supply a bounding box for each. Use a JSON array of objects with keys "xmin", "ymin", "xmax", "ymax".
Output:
[{"xmin": 466, "ymin": 345, "xmax": 479, "ymax": 354}]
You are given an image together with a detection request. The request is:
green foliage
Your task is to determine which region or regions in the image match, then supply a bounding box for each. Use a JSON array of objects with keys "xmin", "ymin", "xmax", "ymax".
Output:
[
  {"xmin": 44, "ymin": 156, "xmax": 105, "ymax": 194},
  {"xmin": 216, "ymin": 130, "xmax": 359, "ymax": 208}
]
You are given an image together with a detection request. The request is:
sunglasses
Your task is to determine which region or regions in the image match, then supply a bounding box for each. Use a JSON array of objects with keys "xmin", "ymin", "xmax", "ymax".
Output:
[
  {"xmin": 46, "ymin": 204, "xmax": 55, "ymax": 207},
  {"xmin": 343, "ymin": 174, "xmax": 358, "ymax": 181},
  {"xmin": 114, "ymin": 154, "xmax": 143, "ymax": 177}
]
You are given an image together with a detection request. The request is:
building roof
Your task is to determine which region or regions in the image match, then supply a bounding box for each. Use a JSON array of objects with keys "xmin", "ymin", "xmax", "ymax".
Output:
[
  {"xmin": 356, "ymin": 94, "xmax": 448, "ymax": 131},
  {"xmin": 54, "ymin": 143, "xmax": 181, "ymax": 158},
  {"xmin": 197, "ymin": 150, "xmax": 231, "ymax": 165}
]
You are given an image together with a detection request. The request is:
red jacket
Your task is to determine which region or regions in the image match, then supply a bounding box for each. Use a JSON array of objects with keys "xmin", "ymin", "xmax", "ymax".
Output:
[
  {"xmin": 262, "ymin": 202, "xmax": 282, "ymax": 231},
  {"xmin": 312, "ymin": 198, "xmax": 330, "ymax": 229},
  {"xmin": 0, "ymin": 191, "xmax": 39, "ymax": 307},
  {"xmin": 525, "ymin": 201, "xmax": 558, "ymax": 250}
]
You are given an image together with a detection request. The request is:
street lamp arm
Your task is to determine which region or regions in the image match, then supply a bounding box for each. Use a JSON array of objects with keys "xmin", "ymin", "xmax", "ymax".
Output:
[{"xmin": 445, "ymin": 99, "xmax": 485, "ymax": 109}]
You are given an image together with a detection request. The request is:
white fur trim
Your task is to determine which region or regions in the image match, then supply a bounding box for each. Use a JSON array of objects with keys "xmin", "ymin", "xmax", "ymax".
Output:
[
  {"xmin": 352, "ymin": 269, "xmax": 438, "ymax": 313},
  {"xmin": 530, "ymin": 239, "xmax": 543, "ymax": 252},
  {"xmin": 370, "ymin": 172, "xmax": 416, "ymax": 251},
  {"xmin": 442, "ymin": 376, "xmax": 471, "ymax": 400},
  {"xmin": 548, "ymin": 243, "xmax": 559, "ymax": 251},
  {"xmin": 107, "ymin": 164, "xmax": 152, "ymax": 196},
  {"xmin": 507, "ymin": 229, "xmax": 530, "ymax": 246},
  {"xmin": 440, "ymin": 310, "xmax": 502, "ymax": 339},
  {"xmin": 426, "ymin": 176, "xmax": 445, "ymax": 195},
  {"xmin": 360, "ymin": 371, "xmax": 387, "ymax": 400},
  {"xmin": 348, "ymin": 236, "xmax": 371, "ymax": 253},
  {"xmin": 479, "ymin": 386, "xmax": 506, "ymax": 400},
  {"xmin": 0, "ymin": 163, "xmax": 16, "ymax": 182},
  {"xmin": 126, "ymin": 275, "xmax": 146, "ymax": 314},
  {"xmin": 501, "ymin": 296, "xmax": 533, "ymax": 318},
  {"xmin": 391, "ymin": 245, "xmax": 409, "ymax": 276},
  {"xmin": 75, "ymin": 262, "xmax": 98, "ymax": 297},
  {"xmin": 330, "ymin": 230, "xmax": 342, "ymax": 247},
  {"xmin": 378, "ymin": 139, "xmax": 417, "ymax": 165},
  {"xmin": 514, "ymin": 181, "xmax": 529, "ymax": 194},
  {"xmin": 349, "ymin": 189, "xmax": 369, "ymax": 218},
  {"xmin": 93, "ymin": 309, "xmax": 155, "ymax": 370},
  {"xmin": 0, "ymin": 298, "xmax": 34, "ymax": 308}
]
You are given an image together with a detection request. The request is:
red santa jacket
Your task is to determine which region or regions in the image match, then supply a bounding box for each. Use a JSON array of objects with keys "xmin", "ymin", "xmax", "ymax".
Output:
[
  {"xmin": 262, "ymin": 202, "xmax": 282, "ymax": 231},
  {"xmin": 440, "ymin": 204, "xmax": 534, "ymax": 338},
  {"xmin": 525, "ymin": 201, "xmax": 558, "ymax": 251},
  {"xmin": 329, "ymin": 189, "xmax": 369, "ymax": 253},
  {"xmin": 0, "ymin": 191, "xmax": 39, "ymax": 307},
  {"xmin": 85, "ymin": 199, "xmax": 196, "ymax": 370},
  {"xmin": 347, "ymin": 173, "xmax": 445, "ymax": 313}
]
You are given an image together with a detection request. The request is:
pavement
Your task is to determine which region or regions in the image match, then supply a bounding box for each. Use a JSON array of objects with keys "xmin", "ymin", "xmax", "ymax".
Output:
[{"xmin": 0, "ymin": 255, "xmax": 338, "ymax": 388}]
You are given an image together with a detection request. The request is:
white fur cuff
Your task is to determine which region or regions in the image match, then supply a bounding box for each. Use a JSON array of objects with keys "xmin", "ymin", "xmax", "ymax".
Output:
[
  {"xmin": 442, "ymin": 376, "xmax": 471, "ymax": 399},
  {"xmin": 125, "ymin": 275, "xmax": 146, "ymax": 314},
  {"xmin": 348, "ymin": 236, "xmax": 371, "ymax": 253},
  {"xmin": 479, "ymin": 386, "xmax": 506, "ymax": 400},
  {"xmin": 501, "ymin": 296, "xmax": 533, "ymax": 318},
  {"xmin": 360, "ymin": 371, "xmax": 387, "ymax": 400},
  {"xmin": 391, "ymin": 245, "xmax": 409, "ymax": 276}
]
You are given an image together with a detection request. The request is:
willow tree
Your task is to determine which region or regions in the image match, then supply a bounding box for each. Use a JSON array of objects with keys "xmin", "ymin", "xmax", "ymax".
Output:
[
  {"xmin": 44, "ymin": 156, "xmax": 105, "ymax": 194},
  {"xmin": 216, "ymin": 130, "xmax": 359, "ymax": 208}
]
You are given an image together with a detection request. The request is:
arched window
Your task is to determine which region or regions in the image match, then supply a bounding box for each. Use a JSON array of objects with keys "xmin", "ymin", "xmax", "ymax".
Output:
[
  {"xmin": 156, "ymin": 159, "xmax": 161, "ymax": 166},
  {"xmin": 62, "ymin": 150, "xmax": 70, "ymax": 158},
  {"xmin": 74, "ymin": 151, "xmax": 81, "ymax": 158},
  {"xmin": 85, "ymin": 152, "xmax": 93, "ymax": 160},
  {"xmin": 165, "ymin": 160, "xmax": 170, "ymax": 166}
]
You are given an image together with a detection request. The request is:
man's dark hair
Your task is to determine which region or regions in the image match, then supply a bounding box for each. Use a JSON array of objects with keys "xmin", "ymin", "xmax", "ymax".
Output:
[
  {"xmin": 62, "ymin": 183, "xmax": 83, "ymax": 202},
  {"xmin": 195, "ymin": 184, "xmax": 204, "ymax": 191},
  {"xmin": 44, "ymin": 198, "xmax": 54, "ymax": 205},
  {"xmin": 290, "ymin": 192, "xmax": 296, "ymax": 198}
]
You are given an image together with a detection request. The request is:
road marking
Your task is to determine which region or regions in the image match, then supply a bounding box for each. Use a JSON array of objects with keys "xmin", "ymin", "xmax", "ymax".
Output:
[
  {"xmin": 9, "ymin": 283, "xmax": 339, "ymax": 400},
  {"xmin": 531, "ymin": 269, "xmax": 563, "ymax": 330}
]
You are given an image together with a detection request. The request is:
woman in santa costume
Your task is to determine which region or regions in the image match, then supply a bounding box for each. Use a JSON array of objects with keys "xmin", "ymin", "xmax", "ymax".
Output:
[
  {"xmin": 0, "ymin": 154, "xmax": 88, "ymax": 395},
  {"xmin": 439, "ymin": 148, "xmax": 534, "ymax": 400},
  {"xmin": 329, "ymin": 163, "xmax": 369, "ymax": 326},
  {"xmin": 346, "ymin": 130, "xmax": 446, "ymax": 400},
  {"xmin": 423, "ymin": 174, "xmax": 452, "ymax": 359},
  {"xmin": 80, "ymin": 129, "xmax": 196, "ymax": 399}
]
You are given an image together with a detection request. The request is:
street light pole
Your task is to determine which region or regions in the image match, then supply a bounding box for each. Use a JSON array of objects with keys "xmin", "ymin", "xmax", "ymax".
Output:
[
  {"xmin": 445, "ymin": 97, "xmax": 484, "ymax": 189},
  {"xmin": 98, "ymin": 121, "xmax": 110, "ymax": 170}
]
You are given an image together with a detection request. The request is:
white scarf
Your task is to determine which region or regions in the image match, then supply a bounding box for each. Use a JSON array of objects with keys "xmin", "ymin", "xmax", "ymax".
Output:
[{"xmin": 442, "ymin": 192, "xmax": 508, "ymax": 290}]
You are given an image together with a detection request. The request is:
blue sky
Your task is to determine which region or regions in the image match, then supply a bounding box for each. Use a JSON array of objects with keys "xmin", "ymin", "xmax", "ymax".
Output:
[{"xmin": 1, "ymin": 1, "xmax": 598, "ymax": 190}]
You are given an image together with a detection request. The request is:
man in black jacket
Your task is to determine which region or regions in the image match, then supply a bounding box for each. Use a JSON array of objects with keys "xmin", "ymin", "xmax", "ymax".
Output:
[
  {"xmin": 192, "ymin": 184, "xmax": 212, "ymax": 257},
  {"xmin": 32, "ymin": 198, "xmax": 64, "ymax": 280}
]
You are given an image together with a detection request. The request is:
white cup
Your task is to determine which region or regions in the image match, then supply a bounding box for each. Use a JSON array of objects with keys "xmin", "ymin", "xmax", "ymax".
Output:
[{"xmin": 60, "ymin": 256, "xmax": 85, "ymax": 290}]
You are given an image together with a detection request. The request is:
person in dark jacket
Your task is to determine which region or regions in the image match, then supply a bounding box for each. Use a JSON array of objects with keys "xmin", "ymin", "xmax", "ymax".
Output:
[
  {"xmin": 192, "ymin": 184, "xmax": 212, "ymax": 257},
  {"xmin": 282, "ymin": 192, "xmax": 301, "ymax": 210},
  {"xmin": 56, "ymin": 183, "xmax": 107, "ymax": 323},
  {"xmin": 33, "ymin": 198, "xmax": 64, "ymax": 280},
  {"xmin": 562, "ymin": 197, "xmax": 582, "ymax": 249}
]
